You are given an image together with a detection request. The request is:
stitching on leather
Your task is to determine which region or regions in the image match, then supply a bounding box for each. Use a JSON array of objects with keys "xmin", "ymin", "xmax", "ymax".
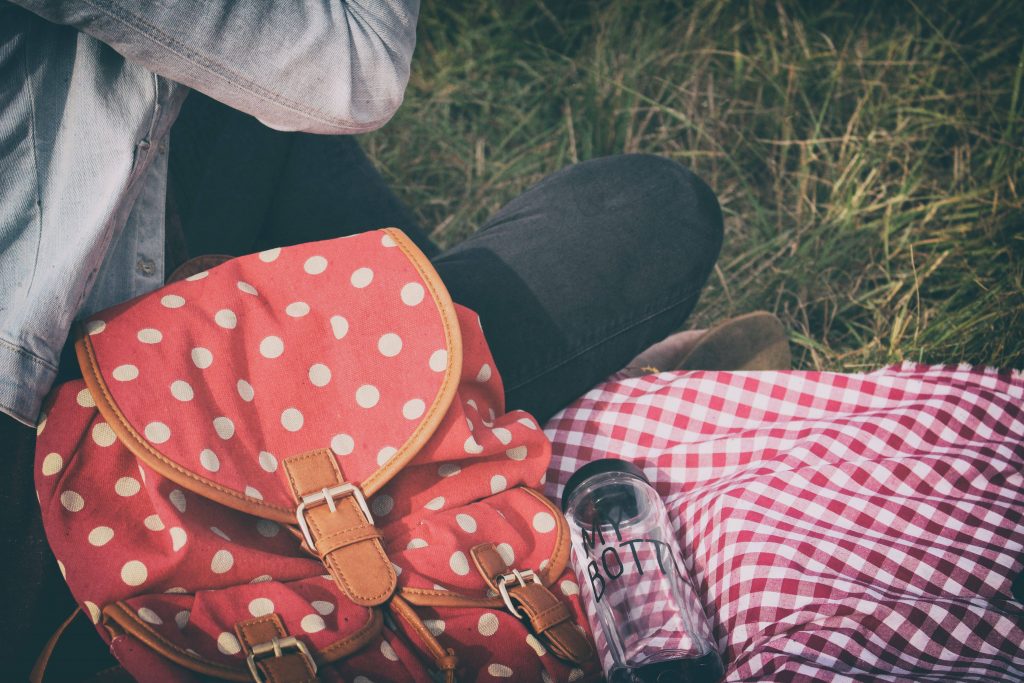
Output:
[
  {"xmin": 237, "ymin": 615, "xmax": 286, "ymax": 650},
  {"xmin": 78, "ymin": 332, "xmax": 292, "ymax": 517}
]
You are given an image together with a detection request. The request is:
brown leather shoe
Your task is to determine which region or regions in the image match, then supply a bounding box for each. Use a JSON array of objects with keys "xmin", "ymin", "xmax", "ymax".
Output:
[{"xmin": 675, "ymin": 311, "xmax": 791, "ymax": 371}]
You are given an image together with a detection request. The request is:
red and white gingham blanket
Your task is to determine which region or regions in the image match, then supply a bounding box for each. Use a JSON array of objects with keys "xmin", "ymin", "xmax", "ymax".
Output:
[{"xmin": 543, "ymin": 363, "xmax": 1024, "ymax": 681}]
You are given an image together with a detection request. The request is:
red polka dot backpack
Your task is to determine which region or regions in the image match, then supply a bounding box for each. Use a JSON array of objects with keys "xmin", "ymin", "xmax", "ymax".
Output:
[{"xmin": 34, "ymin": 229, "xmax": 599, "ymax": 682}]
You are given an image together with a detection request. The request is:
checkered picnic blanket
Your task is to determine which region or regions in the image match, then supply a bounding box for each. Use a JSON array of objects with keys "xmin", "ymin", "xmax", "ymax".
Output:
[{"xmin": 544, "ymin": 363, "xmax": 1024, "ymax": 681}]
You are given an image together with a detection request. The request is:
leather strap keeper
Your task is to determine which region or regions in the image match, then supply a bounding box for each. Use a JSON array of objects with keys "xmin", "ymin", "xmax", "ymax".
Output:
[
  {"xmin": 236, "ymin": 615, "xmax": 318, "ymax": 683},
  {"xmin": 471, "ymin": 543, "xmax": 594, "ymax": 665},
  {"xmin": 284, "ymin": 449, "xmax": 396, "ymax": 606}
]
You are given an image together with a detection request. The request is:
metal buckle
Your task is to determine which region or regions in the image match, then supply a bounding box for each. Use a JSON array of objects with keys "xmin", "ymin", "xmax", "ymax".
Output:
[
  {"xmin": 246, "ymin": 636, "xmax": 316, "ymax": 682},
  {"xmin": 497, "ymin": 568, "xmax": 541, "ymax": 618},
  {"xmin": 294, "ymin": 483, "xmax": 374, "ymax": 552}
]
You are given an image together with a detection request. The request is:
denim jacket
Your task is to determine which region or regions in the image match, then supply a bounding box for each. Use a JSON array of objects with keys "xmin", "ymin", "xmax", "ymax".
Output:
[{"xmin": 0, "ymin": 1, "xmax": 419, "ymax": 425}]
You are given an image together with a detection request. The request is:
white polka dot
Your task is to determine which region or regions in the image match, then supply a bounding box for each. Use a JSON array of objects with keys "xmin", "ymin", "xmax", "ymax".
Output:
[
  {"xmin": 199, "ymin": 449, "xmax": 220, "ymax": 472},
  {"xmin": 438, "ymin": 463, "xmax": 461, "ymax": 477},
  {"xmin": 467, "ymin": 417, "xmax": 475, "ymax": 432},
  {"xmin": 496, "ymin": 543, "xmax": 515, "ymax": 566},
  {"xmin": 212, "ymin": 526, "xmax": 231, "ymax": 540},
  {"xmin": 477, "ymin": 613, "xmax": 500, "ymax": 636},
  {"xmin": 308, "ymin": 363, "xmax": 331, "ymax": 387},
  {"xmin": 260, "ymin": 336, "xmax": 284, "ymax": 358},
  {"xmin": 236, "ymin": 281, "xmax": 258, "ymax": 296},
  {"xmin": 406, "ymin": 538, "xmax": 428, "ymax": 549},
  {"xmin": 518, "ymin": 416, "xmax": 538, "ymax": 430},
  {"xmin": 236, "ymin": 379, "xmax": 254, "ymax": 402},
  {"xmin": 164, "ymin": 587, "xmax": 188, "ymax": 594},
  {"xmin": 169, "ymin": 489, "xmax": 187, "ymax": 513},
  {"xmin": 312, "ymin": 600, "xmax": 335, "ymax": 616},
  {"xmin": 121, "ymin": 560, "xmax": 148, "ymax": 586},
  {"xmin": 424, "ymin": 619, "xmax": 445, "ymax": 636},
  {"xmin": 488, "ymin": 664, "xmax": 513, "ymax": 678},
  {"xmin": 85, "ymin": 601, "xmax": 101, "ymax": 624},
  {"xmin": 378, "ymin": 333, "xmax": 402, "ymax": 357},
  {"xmin": 256, "ymin": 520, "xmax": 279, "ymax": 537},
  {"xmin": 41, "ymin": 453, "xmax": 63, "ymax": 476},
  {"xmin": 568, "ymin": 669, "xmax": 584, "ymax": 681},
  {"xmin": 88, "ymin": 526, "xmax": 114, "ymax": 546},
  {"xmin": 112, "ymin": 364, "xmax": 139, "ymax": 382},
  {"xmin": 449, "ymin": 551, "xmax": 470, "ymax": 576},
  {"xmin": 381, "ymin": 233, "xmax": 397, "ymax": 247},
  {"xmin": 185, "ymin": 271, "xmax": 208, "ymax": 281},
  {"xmin": 144, "ymin": 514, "xmax": 164, "ymax": 531},
  {"xmin": 258, "ymin": 247, "xmax": 281, "ymax": 262},
  {"xmin": 526, "ymin": 634, "xmax": 547, "ymax": 656},
  {"xmin": 250, "ymin": 575, "xmax": 272, "ymax": 584},
  {"xmin": 506, "ymin": 446, "xmax": 528, "ymax": 461},
  {"xmin": 214, "ymin": 309, "xmax": 237, "ymax": 329},
  {"xmin": 60, "ymin": 491, "xmax": 84, "ymax": 512},
  {"xmin": 137, "ymin": 328, "xmax": 162, "ymax": 344},
  {"xmin": 138, "ymin": 607, "xmax": 163, "ymax": 625},
  {"xmin": 286, "ymin": 301, "xmax": 310, "ymax": 317},
  {"xmin": 490, "ymin": 475, "xmax": 507, "ymax": 494},
  {"xmin": 377, "ymin": 446, "xmax": 397, "ymax": 466},
  {"xmin": 425, "ymin": 496, "xmax": 445, "ymax": 511},
  {"xmin": 356, "ymin": 385, "xmax": 380, "ymax": 408},
  {"xmin": 114, "ymin": 476, "xmax": 141, "ymax": 497},
  {"xmin": 170, "ymin": 527, "xmax": 187, "ymax": 551},
  {"xmin": 476, "ymin": 364, "xmax": 492, "ymax": 383},
  {"xmin": 213, "ymin": 417, "xmax": 235, "ymax": 440},
  {"xmin": 400, "ymin": 282, "xmax": 425, "ymax": 306},
  {"xmin": 191, "ymin": 347, "xmax": 213, "ymax": 369},
  {"xmin": 57, "ymin": 560, "xmax": 66, "ymax": 578},
  {"xmin": 85, "ymin": 320, "xmax": 106, "ymax": 335},
  {"xmin": 464, "ymin": 436, "xmax": 483, "ymax": 454},
  {"xmin": 170, "ymin": 380, "xmax": 194, "ymax": 401},
  {"xmin": 281, "ymin": 408, "xmax": 304, "ymax": 431},
  {"xmin": 211, "ymin": 550, "xmax": 234, "ymax": 574},
  {"xmin": 560, "ymin": 580, "xmax": 580, "ymax": 596},
  {"xmin": 258, "ymin": 451, "xmax": 277, "ymax": 472},
  {"xmin": 456, "ymin": 513, "xmax": 477, "ymax": 533},
  {"xmin": 533, "ymin": 512, "xmax": 556, "ymax": 533},
  {"xmin": 330, "ymin": 315, "xmax": 349, "ymax": 339},
  {"xmin": 331, "ymin": 434, "xmax": 355, "ymax": 456},
  {"xmin": 398, "ymin": 398, "xmax": 426, "ymax": 421},
  {"xmin": 380, "ymin": 640, "xmax": 398, "ymax": 661},
  {"xmin": 174, "ymin": 610, "xmax": 190, "ymax": 629},
  {"xmin": 350, "ymin": 267, "xmax": 374, "ymax": 288},
  {"xmin": 301, "ymin": 614, "xmax": 325, "ymax": 633},
  {"xmin": 76, "ymin": 388, "xmax": 95, "ymax": 407},
  {"xmin": 245, "ymin": 486, "xmax": 263, "ymax": 500},
  {"xmin": 161, "ymin": 294, "xmax": 185, "ymax": 308},
  {"xmin": 248, "ymin": 598, "xmax": 274, "ymax": 617},
  {"xmin": 428, "ymin": 349, "xmax": 448, "ymax": 372},
  {"xmin": 371, "ymin": 494, "xmax": 395, "ymax": 517},
  {"xmin": 488, "ymin": 428, "xmax": 511, "ymax": 446},
  {"xmin": 216, "ymin": 632, "xmax": 241, "ymax": 655},
  {"xmin": 144, "ymin": 422, "xmax": 170, "ymax": 444},
  {"xmin": 304, "ymin": 256, "xmax": 328, "ymax": 274}
]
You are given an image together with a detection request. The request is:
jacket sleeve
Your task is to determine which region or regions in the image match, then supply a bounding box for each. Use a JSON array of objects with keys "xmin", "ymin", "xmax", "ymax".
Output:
[{"xmin": 12, "ymin": 0, "xmax": 419, "ymax": 134}]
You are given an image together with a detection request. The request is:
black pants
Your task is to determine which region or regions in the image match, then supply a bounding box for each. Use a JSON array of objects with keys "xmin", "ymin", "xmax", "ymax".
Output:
[
  {"xmin": 3, "ymin": 93, "xmax": 721, "ymax": 679},
  {"xmin": 169, "ymin": 93, "xmax": 723, "ymax": 422}
]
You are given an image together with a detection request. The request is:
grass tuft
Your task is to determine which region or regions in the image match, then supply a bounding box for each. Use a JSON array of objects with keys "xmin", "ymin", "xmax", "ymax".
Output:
[{"xmin": 365, "ymin": 0, "xmax": 1024, "ymax": 370}]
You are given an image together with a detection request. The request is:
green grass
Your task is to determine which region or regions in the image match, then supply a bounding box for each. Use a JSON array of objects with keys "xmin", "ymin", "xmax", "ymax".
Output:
[{"xmin": 364, "ymin": 0, "xmax": 1024, "ymax": 371}]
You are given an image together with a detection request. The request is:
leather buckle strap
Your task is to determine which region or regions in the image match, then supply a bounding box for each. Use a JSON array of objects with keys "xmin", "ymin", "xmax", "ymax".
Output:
[
  {"xmin": 246, "ymin": 637, "xmax": 317, "ymax": 683},
  {"xmin": 471, "ymin": 543, "xmax": 595, "ymax": 666},
  {"xmin": 237, "ymin": 615, "xmax": 318, "ymax": 683},
  {"xmin": 284, "ymin": 449, "xmax": 396, "ymax": 607}
]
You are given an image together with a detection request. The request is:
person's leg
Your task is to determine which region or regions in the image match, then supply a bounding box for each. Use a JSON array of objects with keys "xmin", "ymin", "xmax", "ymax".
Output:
[
  {"xmin": 432, "ymin": 154, "xmax": 723, "ymax": 423},
  {"xmin": 169, "ymin": 92, "xmax": 437, "ymax": 260}
]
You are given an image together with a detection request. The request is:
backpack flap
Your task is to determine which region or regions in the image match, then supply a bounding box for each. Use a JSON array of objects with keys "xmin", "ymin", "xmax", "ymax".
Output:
[{"xmin": 75, "ymin": 228, "xmax": 462, "ymax": 609}]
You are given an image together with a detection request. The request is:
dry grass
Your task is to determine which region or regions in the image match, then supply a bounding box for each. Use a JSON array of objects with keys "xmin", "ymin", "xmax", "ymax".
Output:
[{"xmin": 365, "ymin": 0, "xmax": 1024, "ymax": 370}]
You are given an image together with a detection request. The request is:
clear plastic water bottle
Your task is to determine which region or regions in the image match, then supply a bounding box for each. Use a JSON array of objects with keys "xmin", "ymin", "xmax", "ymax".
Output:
[{"xmin": 561, "ymin": 459, "xmax": 724, "ymax": 683}]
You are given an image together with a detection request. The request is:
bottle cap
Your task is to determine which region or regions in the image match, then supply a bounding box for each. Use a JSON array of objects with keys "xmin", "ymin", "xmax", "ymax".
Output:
[{"xmin": 560, "ymin": 458, "xmax": 650, "ymax": 513}]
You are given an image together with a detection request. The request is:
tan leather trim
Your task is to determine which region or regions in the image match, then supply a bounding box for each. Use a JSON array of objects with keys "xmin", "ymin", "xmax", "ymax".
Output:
[
  {"xmin": 30, "ymin": 607, "xmax": 81, "ymax": 683},
  {"xmin": 360, "ymin": 228, "xmax": 463, "ymax": 496},
  {"xmin": 284, "ymin": 449, "xmax": 397, "ymax": 606},
  {"xmin": 236, "ymin": 614, "xmax": 318, "ymax": 683},
  {"xmin": 389, "ymin": 595, "xmax": 459, "ymax": 682},
  {"xmin": 104, "ymin": 600, "xmax": 382, "ymax": 680},
  {"xmin": 74, "ymin": 227, "xmax": 463, "ymax": 522},
  {"xmin": 522, "ymin": 487, "xmax": 571, "ymax": 584}
]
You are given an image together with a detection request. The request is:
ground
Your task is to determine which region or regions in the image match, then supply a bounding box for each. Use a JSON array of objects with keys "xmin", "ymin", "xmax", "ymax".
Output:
[{"xmin": 365, "ymin": 0, "xmax": 1024, "ymax": 371}]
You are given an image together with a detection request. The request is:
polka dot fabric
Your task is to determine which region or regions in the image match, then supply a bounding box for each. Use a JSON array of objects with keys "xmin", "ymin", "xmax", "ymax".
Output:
[{"xmin": 35, "ymin": 230, "xmax": 600, "ymax": 682}]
